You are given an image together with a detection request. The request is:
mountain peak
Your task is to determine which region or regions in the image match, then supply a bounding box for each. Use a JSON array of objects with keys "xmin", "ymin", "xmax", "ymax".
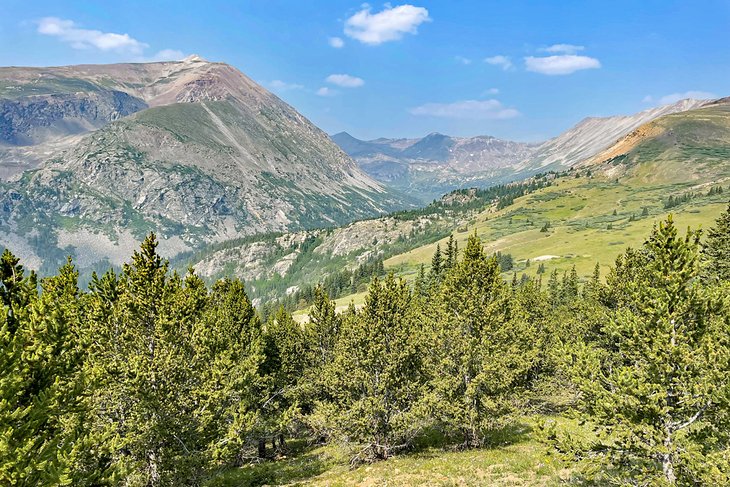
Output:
[{"xmin": 182, "ymin": 54, "xmax": 207, "ymax": 63}]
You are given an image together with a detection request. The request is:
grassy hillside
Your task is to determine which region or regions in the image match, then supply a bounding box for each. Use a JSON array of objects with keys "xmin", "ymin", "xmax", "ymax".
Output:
[
  {"xmin": 385, "ymin": 175, "xmax": 729, "ymax": 284},
  {"xmin": 357, "ymin": 103, "xmax": 730, "ymax": 292}
]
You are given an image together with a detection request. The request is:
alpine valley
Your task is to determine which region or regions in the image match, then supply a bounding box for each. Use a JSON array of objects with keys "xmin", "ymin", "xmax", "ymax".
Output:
[
  {"xmin": 3, "ymin": 19, "xmax": 730, "ymax": 487},
  {"xmin": 2, "ymin": 56, "xmax": 725, "ymax": 285}
]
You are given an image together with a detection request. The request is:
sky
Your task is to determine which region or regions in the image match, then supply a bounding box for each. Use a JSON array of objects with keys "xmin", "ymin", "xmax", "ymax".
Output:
[{"xmin": 1, "ymin": 1, "xmax": 729, "ymax": 141}]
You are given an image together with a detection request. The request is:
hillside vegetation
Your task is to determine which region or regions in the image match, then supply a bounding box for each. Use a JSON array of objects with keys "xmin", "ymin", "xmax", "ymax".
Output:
[{"xmin": 1, "ymin": 205, "xmax": 729, "ymax": 486}]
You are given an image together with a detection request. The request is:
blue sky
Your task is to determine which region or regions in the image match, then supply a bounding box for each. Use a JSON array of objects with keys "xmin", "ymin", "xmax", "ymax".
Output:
[{"xmin": 1, "ymin": 1, "xmax": 729, "ymax": 141}]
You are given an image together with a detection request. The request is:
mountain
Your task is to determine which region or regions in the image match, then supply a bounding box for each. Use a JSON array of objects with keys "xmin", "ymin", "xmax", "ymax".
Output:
[
  {"xmin": 0, "ymin": 56, "xmax": 411, "ymax": 273},
  {"xmin": 519, "ymin": 98, "xmax": 709, "ymax": 173},
  {"xmin": 583, "ymin": 98, "xmax": 730, "ymax": 181},
  {"xmin": 189, "ymin": 100, "xmax": 730, "ymax": 307},
  {"xmin": 331, "ymin": 131, "xmax": 539, "ymax": 201}
]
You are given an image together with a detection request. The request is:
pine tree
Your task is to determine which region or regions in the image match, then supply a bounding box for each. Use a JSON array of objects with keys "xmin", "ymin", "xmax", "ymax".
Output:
[
  {"xmin": 323, "ymin": 274, "xmax": 428, "ymax": 462},
  {"xmin": 0, "ymin": 258, "xmax": 93, "ymax": 485},
  {"xmin": 569, "ymin": 216, "xmax": 730, "ymax": 484},
  {"xmin": 430, "ymin": 233, "xmax": 533, "ymax": 447},
  {"xmin": 85, "ymin": 234, "xmax": 208, "ymax": 485},
  {"xmin": 547, "ymin": 269, "xmax": 561, "ymax": 306},
  {"xmin": 430, "ymin": 243, "xmax": 443, "ymax": 281},
  {"xmin": 444, "ymin": 235, "xmax": 456, "ymax": 270},
  {"xmin": 193, "ymin": 278, "xmax": 264, "ymax": 466},
  {"xmin": 307, "ymin": 285, "xmax": 339, "ymax": 368},
  {"xmin": 561, "ymin": 265, "xmax": 579, "ymax": 302},
  {"xmin": 702, "ymin": 202, "xmax": 730, "ymax": 282},
  {"xmin": 414, "ymin": 263, "xmax": 428, "ymax": 299},
  {"xmin": 260, "ymin": 307, "xmax": 309, "ymax": 454},
  {"xmin": 582, "ymin": 262, "xmax": 602, "ymax": 300}
]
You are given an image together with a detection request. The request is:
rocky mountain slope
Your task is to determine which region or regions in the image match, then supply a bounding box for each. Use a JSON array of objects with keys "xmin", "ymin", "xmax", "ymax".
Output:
[
  {"xmin": 583, "ymin": 98, "xmax": 730, "ymax": 180},
  {"xmin": 519, "ymin": 98, "xmax": 709, "ymax": 173},
  {"xmin": 0, "ymin": 56, "xmax": 410, "ymax": 273},
  {"xmin": 332, "ymin": 132, "xmax": 538, "ymax": 201}
]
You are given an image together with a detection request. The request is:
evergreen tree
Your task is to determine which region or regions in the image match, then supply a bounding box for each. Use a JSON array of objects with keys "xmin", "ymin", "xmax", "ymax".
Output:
[
  {"xmin": 702, "ymin": 202, "xmax": 730, "ymax": 282},
  {"xmin": 85, "ymin": 234, "xmax": 207, "ymax": 485},
  {"xmin": 430, "ymin": 233, "xmax": 533, "ymax": 447},
  {"xmin": 561, "ymin": 265, "xmax": 579, "ymax": 302},
  {"xmin": 569, "ymin": 217, "xmax": 730, "ymax": 484},
  {"xmin": 430, "ymin": 243, "xmax": 443, "ymax": 281},
  {"xmin": 444, "ymin": 235, "xmax": 456, "ymax": 270},
  {"xmin": 414, "ymin": 263, "xmax": 428, "ymax": 299},
  {"xmin": 547, "ymin": 269, "xmax": 561, "ymax": 306},
  {"xmin": 260, "ymin": 307, "xmax": 309, "ymax": 453},
  {"xmin": 582, "ymin": 262, "xmax": 602, "ymax": 300},
  {"xmin": 0, "ymin": 258, "xmax": 94, "ymax": 485},
  {"xmin": 193, "ymin": 278, "xmax": 264, "ymax": 466},
  {"xmin": 307, "ymin": 285, "xmax": 340, "ymax": 368},
  {"xmin": 323, "ymin": 274, "xmax": 427, "ymax": 462}
]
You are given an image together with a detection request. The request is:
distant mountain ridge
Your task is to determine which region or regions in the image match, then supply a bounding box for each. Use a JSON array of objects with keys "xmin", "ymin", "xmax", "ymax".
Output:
[
  {"xmin": 332, "ymin": 131, "xmax": 539, "ymax": 201},
  {"xmin": 0, "ymin": 56, "xmax": 412, "ymax": 273},
  {"xmin": 335, "ymin": 98, "xmax": 714, "ymax": 201}
]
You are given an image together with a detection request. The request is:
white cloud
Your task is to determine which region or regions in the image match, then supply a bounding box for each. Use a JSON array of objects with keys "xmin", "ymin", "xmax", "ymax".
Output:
[
  {"xmin": 269, "ymin": 80, "xmax": 305, "ymax": 91},
  {"xmin": 483, "ymin": 87, "xmax": 500, "ymax": 96},
  {"xmin": 37, "ymin": 17, "xmax": 148, "ymax": 54},
  {"xmin": 524, "ymin": 55, "xmax": 600, "ymax": 75},
  {"xmin": 410, "ymin": 99, "xmax": 520, "ymax": 120},
  {"xmin": 645, "ymin": 90, "xmax": 717, "ymax": 105},
  {"xmin": 328, "ymin": 36, "xmax": 345, "ymax": 48},
  {"xmin": 145, "ymin": 49, "xmax": 185, "ymax": 62},
  {"xmin": 344, "ymin": 4, "xmax": 430, "ymax": 45},
  {"xmin": 455, "ymin": 56, "xmax": 472, "ymax": 65},
  {"xmin": 317, "ymin": 87, "xmax": 336, "ymax": 97},
  {"xmin": 326, "ymin": 74, "xmax": 365, "ymax": 88},
  {"xmin": 484, "ymin": 55, "xmax": 513, "ymax": 71},
  {"xmin": 539, "ymin": 43, "xmax": 584, "ymax": 54}
]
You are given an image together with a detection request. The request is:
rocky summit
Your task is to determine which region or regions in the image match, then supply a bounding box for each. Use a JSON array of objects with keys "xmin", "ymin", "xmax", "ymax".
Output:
[{"xmin": 0, "ymin": 56, "xmax": 411, "ymax": 273}]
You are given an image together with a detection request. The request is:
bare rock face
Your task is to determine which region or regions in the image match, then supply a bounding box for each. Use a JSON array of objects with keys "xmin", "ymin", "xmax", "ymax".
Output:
[{"xmin": 0, "ymin": 57, "xmax": 412, "ymax": 274}]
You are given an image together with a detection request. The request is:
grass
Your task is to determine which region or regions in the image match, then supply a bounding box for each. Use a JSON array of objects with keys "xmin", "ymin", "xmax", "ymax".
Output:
[
  {"xmin": 208, "ymin": 416, "xmax": 584, "ymax": 486},
  {"xmin": 384, "ymin": 174, "xmax": 729, "ymax": 283}
]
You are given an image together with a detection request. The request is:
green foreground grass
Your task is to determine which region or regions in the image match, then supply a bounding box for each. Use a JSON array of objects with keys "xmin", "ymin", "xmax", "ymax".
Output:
[{"xmin": 210, "ymin": 416, "xmax": 584, "ymax": 486}]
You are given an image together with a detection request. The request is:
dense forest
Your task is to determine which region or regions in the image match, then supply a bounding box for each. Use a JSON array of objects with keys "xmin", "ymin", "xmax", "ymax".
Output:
[{"xmin": 1, "ymin": 203, "xmax": 729, "ymax": 486}]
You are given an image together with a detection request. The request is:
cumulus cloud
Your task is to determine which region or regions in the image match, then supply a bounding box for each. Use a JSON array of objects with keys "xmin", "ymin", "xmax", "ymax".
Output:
[
  {"xmin": 524, "ymin": 54, "xmax": 600, "ymax": 75},
  {"xmin": 328, "ymin": 36, "xmax": 345, "ymax": 48},
  {"xmin": 539, "ymin": 43, "xmax": 585, "ymax": 54},
  {"xmin": 37, "ymin": 17, "xmax": 186, "ymax": 63},
  {"xmin": 644, "ymin": 91, "xmax": 717, "ymax": 105},
  {"xmin": 317, "ymin": 87, "xmax": 336, "ymax": 97},
  {"xmin": 37, "ymin": 17, "xmax": 148, "ymax": 54},
  {"xmin": 326, "ymin": 74, "xmax": 365, "ymax": 88},
  {"xmin": 410, "ymin": 99, "xmax": 520, "ymax": 120},
  {"xmin": 344, "ymin": 4, "xmax": 430, "ymax": 45},
  {"xmin": 484, "ymin": 55, "xmax": 513, "ymax": 71},
  {"xmin": 483, "ymin": 87, "xmax": 500, "ymax": 96},
  {"xmin": 455, "ymin": 56, "xmax": 472, "ymax": 65},
  {"xmin": 269, "ymin": 80, "xmax": 305, "ymax": 91}
]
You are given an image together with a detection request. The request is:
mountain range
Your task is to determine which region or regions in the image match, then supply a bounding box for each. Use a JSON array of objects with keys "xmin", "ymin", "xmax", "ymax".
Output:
[
  {"xmin": 334, "ymin": 98, "xmax": 712, "ymax": 201},
  {"xmin": 0, "ymin": 56, "xmax": 725, "ymax": 278},
  {"xmin": 0, "ymin": 55, "xmax": 410, "ymax": 273}
]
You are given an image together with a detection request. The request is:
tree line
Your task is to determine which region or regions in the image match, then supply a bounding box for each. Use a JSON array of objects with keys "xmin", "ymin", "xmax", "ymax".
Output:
[{"xmin": 1, "ymin": 203, "xmax": 729, "ymax": 486}]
